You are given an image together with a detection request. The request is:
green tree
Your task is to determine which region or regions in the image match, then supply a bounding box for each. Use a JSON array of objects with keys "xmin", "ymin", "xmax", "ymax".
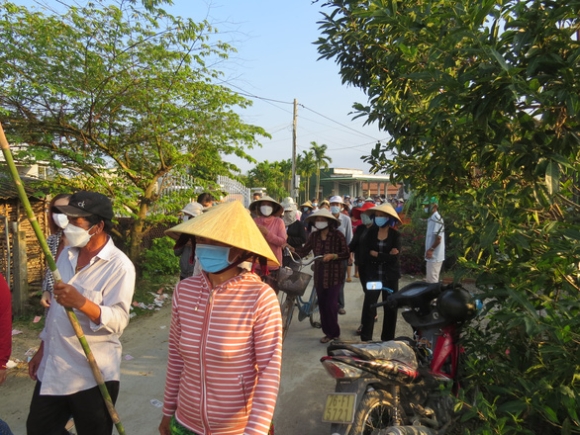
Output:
[
  {"xmin": 310, "ymin": 141, "xmax": 332, "ymax": 201},
  {"xmin": 317, "ymin": 0, "xmax": 580, "ymax": 432},
  {"xmin": 246, "ymin": 160, "xmax": 290, "ymax": 201},
  {"xmin": 278, "ymin": 159, "xmax": 293, "ymax": 194},
  {"xmin": 296, "ymin": 149, "xmax": 317, "ymax": 202},
  {"xmin": 0, "ymin": 1, "xmax": 267, "ymax": 261}
]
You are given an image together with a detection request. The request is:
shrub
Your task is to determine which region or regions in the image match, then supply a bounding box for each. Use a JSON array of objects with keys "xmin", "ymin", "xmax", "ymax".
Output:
[
  {"xmin": 138, "ymin": 236, "xmax": 180, "ymax": 279},
  {"xmin": 399, "ymin": 223, "xmax": 426, "ymax": 276}
]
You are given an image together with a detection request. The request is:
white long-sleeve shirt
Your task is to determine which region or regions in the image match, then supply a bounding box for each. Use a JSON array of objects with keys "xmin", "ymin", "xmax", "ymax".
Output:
[
  {"xmin": 336, "ymin": 212, "xmax": 353, "ymax": 245},
  {"xmin": 37, "ymin": 237, "xmax": 135, "ymax": 395}
]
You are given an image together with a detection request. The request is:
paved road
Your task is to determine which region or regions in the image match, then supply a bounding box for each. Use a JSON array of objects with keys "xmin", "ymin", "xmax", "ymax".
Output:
[
  {"xmin": 1, "ymin": 276, "xmax": 415, "ymax": 435},
  {"xmin": 273, "ymin": 276, "xmax": 413, "ymax": 435}
]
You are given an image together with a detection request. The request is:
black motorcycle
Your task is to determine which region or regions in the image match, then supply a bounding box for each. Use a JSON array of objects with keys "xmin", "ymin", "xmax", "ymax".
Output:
[{"xmin": 320, "ymin": 281, "xmax": 477, "ymax": 435}]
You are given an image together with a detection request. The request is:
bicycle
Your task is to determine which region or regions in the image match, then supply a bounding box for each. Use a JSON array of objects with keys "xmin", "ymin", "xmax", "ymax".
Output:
[{"xmin": 277, "ymin": 249, "xmax": 324, "ymax": 340}]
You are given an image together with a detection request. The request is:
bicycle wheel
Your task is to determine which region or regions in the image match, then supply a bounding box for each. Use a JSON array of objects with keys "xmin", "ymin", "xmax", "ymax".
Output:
[
  {"xmin": 309, "ymin": 289, "xmax": 322, "ymax": 329},
  {"xmin": 279, "ymin": 292, "xmax": 296, "ymax": 340}
]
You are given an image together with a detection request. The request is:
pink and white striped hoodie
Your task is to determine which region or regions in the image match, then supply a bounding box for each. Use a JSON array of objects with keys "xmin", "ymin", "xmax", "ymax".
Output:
[{"xmin": 162, "ymin": 271, "xmax": 282, "ymax": 435}]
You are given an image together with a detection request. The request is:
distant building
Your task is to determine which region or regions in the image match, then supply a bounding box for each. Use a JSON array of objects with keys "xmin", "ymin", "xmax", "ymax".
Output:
[{"xmin": 307, "ymin": 168, "xmax": 402, "ymax": 201}]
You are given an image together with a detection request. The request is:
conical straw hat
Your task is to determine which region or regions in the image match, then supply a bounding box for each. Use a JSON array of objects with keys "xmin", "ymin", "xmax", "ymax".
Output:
[
  {"xmin": 248, "ymin": 195, "xmax": 283, "ymax": 215},
  {"xmin": 165, "ymin": 200, "xmax": 279, "ymax": 266},
  {"xmin": 305, "ymin": 208, "xmax": 341, "ymax": 225},
  {"xmin": 363, "ymin": 202, "xmax": 401, "ymax": 222}
]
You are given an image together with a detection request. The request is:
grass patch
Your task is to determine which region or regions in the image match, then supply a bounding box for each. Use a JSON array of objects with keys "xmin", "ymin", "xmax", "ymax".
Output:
[{"xmin": 12, "ymin": 311, "xmax": 46, "ymax": 333}]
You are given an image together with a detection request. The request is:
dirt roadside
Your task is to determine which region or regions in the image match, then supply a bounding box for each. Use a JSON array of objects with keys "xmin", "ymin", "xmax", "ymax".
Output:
[
  {"xmin": 1, "ymin": 275, "xmax": 434, "ymax": 435},
  {"xmin": 1, "ymin": 304, "xmax": 173, "ymax": 435}
]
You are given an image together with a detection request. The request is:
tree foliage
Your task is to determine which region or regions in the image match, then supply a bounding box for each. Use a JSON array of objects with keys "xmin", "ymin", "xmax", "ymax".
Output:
[
  {"xmin": 0, "ymin": 0, "xmax": 268, "ymax": 260},
  {"xmin": 246, "ymin": 160, "xmax": 291, "ymax": 200},
  {"xmin": 310, "ymin": 140, "xmax": 332, "ymax": 200},
  {"xmin": 317, "ymin": 0, "xmax": 580, "ymax": 432},
  {"xmin": 296, "ymin": 149, "xmax": 317, "ymax": 202}
]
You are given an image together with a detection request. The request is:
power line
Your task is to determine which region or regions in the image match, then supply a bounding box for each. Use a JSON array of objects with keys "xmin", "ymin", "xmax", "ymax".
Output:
[
  {"xmin": 299, "ymin": 104, "xmax": 379, "ymax": 140},
  {"xmin": 226, "ymin": 84, "xmax": 294, "ymax": 107},
  {"xmin": 223, "ymin": 85, "xmax": 394, "ymax": 164},
  {"xmin": 331, "ymin": 138, "xmax": 389, "ymax": 151},
  {"xmin": 224, "ymin": 85, "xmax": 382, "ymax": 142}
]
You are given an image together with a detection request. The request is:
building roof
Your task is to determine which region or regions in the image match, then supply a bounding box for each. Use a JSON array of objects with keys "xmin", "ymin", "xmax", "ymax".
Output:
[
  {"xmin": 0, "ymin": 174, "xmax": 44, "ymax": 200},
  {"xmin": 320, "ymin": 173, "xmax": 395, "ymax": 182}
]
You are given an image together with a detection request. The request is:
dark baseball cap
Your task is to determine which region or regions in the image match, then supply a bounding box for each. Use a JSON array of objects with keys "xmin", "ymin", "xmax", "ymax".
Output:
[{"xmin": 56, "ymin": 191, "xmax": 113, "ymax": 221}]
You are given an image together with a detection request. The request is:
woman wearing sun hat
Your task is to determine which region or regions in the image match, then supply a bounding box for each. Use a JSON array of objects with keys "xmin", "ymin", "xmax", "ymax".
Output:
[
  {"xmin": 249, "ymin": 195, "xmax": 287, "ymax": 276},
  {"xmin": 290, "ymin": 208, "xmax": 350, "ymax": 343},
  {"xmin": 160, "ymin": 201, "xmax": 282, "ymax": 435},
  {"xmin": 358, "ymin": 202, "xmax": 402, "ymax": 342}
]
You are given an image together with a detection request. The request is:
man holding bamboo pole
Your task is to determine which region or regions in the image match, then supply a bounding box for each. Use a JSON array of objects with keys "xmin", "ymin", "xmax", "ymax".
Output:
[{"xmin": 26, "ymin": 191, "xmax": 135, "ymax": 435}]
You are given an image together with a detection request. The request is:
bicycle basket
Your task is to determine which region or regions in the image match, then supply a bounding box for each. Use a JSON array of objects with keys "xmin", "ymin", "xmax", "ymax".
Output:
[{"xmin": 277, "ymin": 268, "xmax": 312, "ymax": 296}]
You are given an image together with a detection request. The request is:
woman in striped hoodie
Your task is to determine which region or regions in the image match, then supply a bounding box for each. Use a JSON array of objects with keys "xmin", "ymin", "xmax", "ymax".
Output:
[{"xmin": 160, "ymin": 200, "xmax": 283, "ymax": 435}]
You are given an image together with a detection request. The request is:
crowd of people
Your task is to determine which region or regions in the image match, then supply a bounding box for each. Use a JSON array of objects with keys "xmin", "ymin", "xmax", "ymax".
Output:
[{"xmin": 0, "ymin": 188, "xmax": 445, "ymax": 435}]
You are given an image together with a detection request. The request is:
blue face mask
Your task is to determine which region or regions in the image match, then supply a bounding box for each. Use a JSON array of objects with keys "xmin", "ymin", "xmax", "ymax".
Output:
[
  {"xmin": 196, "ymin": 244, "xmax": 233, "ymax": 273},
  {"xmin": 330, "ymin": 205, "xmax": 341, "ymax": 215},
  {"xmin": 361, "ymin": 214, "xmax": 372, "ymax": 226},
  {"xmin": 374, "ymin": 216, "xmax": 389, "ymax": 228}
]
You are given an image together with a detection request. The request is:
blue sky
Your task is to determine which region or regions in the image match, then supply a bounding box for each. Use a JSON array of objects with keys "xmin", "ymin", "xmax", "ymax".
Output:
[
  {"xmin": 19, "ymin": 0, "xmax": 389, "ymax": 174},
  {"xmin": 172, "ymin": 1, "xmax": 389, "ymax": 174}
]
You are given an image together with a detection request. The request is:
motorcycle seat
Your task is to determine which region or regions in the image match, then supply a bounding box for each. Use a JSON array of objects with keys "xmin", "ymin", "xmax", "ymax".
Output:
[
  {"xmin": 327, "ymin": 340, "xmax": 418, "ymax": 370},
  {"xmin": 388, "ymin": 281, "xmax": 443, "ymax": 311}
]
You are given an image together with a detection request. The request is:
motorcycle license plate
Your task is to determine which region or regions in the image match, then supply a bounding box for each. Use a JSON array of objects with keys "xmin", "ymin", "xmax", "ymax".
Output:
[{"xmin": 322, "ymin": 393, "xmax": 357, "ymax": 424}]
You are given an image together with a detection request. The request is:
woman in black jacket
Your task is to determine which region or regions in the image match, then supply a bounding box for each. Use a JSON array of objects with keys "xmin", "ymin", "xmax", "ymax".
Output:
[
  {"xmin": 348, "ymin": 201, "xmax": 376, "ymax": 334},
  {"xmin": 358, "ymin": 203, "xmax": 402, "ymax": 342},
  {"xmin": 281, "ymin": 198, "xmax": 307, "ymax": 269}
]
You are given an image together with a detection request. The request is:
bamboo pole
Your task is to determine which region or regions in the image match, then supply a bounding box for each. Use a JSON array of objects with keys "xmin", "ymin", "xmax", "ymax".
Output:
[{"xmin": 0, "ymin": 122, "xmax": 126, "ymax": 435}]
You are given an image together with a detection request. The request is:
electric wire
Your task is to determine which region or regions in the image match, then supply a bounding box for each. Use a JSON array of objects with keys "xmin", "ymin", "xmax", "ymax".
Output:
[{"xmin": 225, "ymin": 85, "xmax": 387, "ymax": 150}]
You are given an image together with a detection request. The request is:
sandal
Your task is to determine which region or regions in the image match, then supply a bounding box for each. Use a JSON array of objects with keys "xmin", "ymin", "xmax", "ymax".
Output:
[
  {"xmin": 320, "ymin": 336, "xmax": 332, "ymax": 343},
  {"xmin": 355, "ymin": 325, "xmax": 362, "ymax": 335}
]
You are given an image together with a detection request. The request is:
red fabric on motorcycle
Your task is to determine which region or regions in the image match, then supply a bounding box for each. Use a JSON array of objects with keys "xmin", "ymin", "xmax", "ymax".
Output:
[{"xmin": 430, "ymin": 324, "xmax": 459, "ymax": 379}]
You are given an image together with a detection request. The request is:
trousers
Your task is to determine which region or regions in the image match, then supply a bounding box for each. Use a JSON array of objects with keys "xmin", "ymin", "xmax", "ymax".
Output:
[
  {"xmin": 425, "ymin": 261, "xmax": 443, "ymax": 283},
  {"xmin": 27, "ymin": 381, "xmax": 119, "ymax": 435},
  {"xmin": 317, "ymin": 282, "xmax": 341, "ymax": 339},
  {"xmin": 360, "ymin": 278, "xmax": 399, "ymax": 342},
  {"xmin": 338, "ymin": 260, "xmax": 348, "ymax": 309},
  {"xmin": 357, "ymin": 266, "xmax": 369, "ymax": 324}
]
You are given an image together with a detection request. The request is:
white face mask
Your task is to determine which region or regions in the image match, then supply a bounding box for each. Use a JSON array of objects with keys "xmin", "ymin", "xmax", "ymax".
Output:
[
  {"xmin": 52, "ymin": 213, "xmax": 69, "ymax": 229},
  {"xmin": 64, "ymin": 224, "xmax": 95, "ymax": 248},
  {"xmin": 260, "ymin": 205, "xmax": 273, "ymax": 216},
  {"xmin": 314, "ymin": 221, "xmax": 328, "ymax": 230}
]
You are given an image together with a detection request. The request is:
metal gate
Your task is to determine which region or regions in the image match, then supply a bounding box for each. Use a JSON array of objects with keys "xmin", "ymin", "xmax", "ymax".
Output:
[{"xmin": 217, "ymin": 175, "xmax": 252, "ymax": 208}]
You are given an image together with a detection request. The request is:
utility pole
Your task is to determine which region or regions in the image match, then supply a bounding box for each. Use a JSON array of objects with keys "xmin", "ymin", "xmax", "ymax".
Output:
[{"xmin": 291, "ymin": 98, "xmax": 298, "ymax": 201}]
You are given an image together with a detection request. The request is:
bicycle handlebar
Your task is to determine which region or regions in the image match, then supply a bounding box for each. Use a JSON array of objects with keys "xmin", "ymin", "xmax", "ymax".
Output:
[{"xmin": 285, "ymin": 247, "xmax": 324, "ymax": 266}]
